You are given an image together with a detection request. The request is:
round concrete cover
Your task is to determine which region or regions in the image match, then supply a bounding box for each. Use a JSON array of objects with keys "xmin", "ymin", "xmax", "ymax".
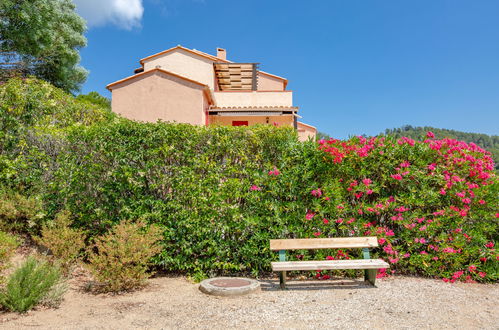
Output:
[{"xmin": 199, "ymin": 277, "xmax": 260, "ymax": 296}]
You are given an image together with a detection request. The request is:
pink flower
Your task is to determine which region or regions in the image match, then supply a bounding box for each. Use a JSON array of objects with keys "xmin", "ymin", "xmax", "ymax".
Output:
[
  {"xmin": 478, "ymin": 272, "xmax": 487, "ymax": 278},
  {"xmin": 420, "ymin": 251, "xmax": 428, "ymax": 255},
  {"xmin": 313, "ymin": 232, "xmax": 321, "ymax": 237},
  {"xmin": 428, "ymin": 163, "xmax": 436, "ymax": 171},
  {"xmin": 362, "ymin": 178, "xmax": 372, "ymax": 186},
  {"xmin": 250, "ymin": 185, "xmax": 261, "ymax": 191},
  {"xmin": 427, "ymin": 131, "xmax": 435, "ymax": 138},
  {"xmin": 480, "ymin": 257, "xmax": 487, "ymax": 262},
  {"xmin": 385, "ymin": 229, "xmax": 395, "ymax": 236},
  {"xmin": 391, "ymin": 174, "xmax": 403, "ymax": 181},
  {"xmin": 335, "ymin": 218, "xmax": 344, "ymax": 224},
  {"xmin": 378, "ymin": 238, "xmax": 386, "ymax": 245},
  {"xmin": 478, "ymin": 200, "xmax": 486, "ymax": 205},
  {"xmin": 400, "ymin": 161, "xmax": 411, "ymax": 168},
  {"xmin": 323, "ymin": 218, "xmax": 329, "ymax": 224},
  {"xmin": 337, "ymin": 205, "xmax": 344, "ymax": 210},
  {"xmin": 355, "ymin": 192, "xmax": 363, "ymax": 199},
  {"xmin": 326, "ymin": 256, "xmax": 334, "ymax": 260},
  {"xmin": 311, "ymin": 188, "xmax": 322, "ymax": 197},
  {"xmin": 432, "ymin": 257, "xmax": 439, "ymax": 261},
  {"xmin": 376, "ymin": 268, "xmax": 388, "ymax": 278},
  {"xmin": 452, "ymin": 270, "xmax": 464, "ymax": 279},
  {"xmin": 462, "ymin": 198, "xmax": 471, "ymax": 204},
  {"xmin": 442, "ymin": 278, "xmax": 449, "ymax": 283},
  {"xmin": 389, "ymin": 258, "xmax": 399, "ymax": 264},
  {"xmin": 485, "ymin": 242, "xmax": 494, "ymax": 248},
  {"xmin": 468, "ymin": 265, "xmax": 477, "ymax": 272},
  {"xmin": 403, "ymin": 253, "xmax": 410, "ymax": 258},
  {"xmin": 305, "ymin": 212, "xmax": 315, "ymax": 220},
  {"xmin": 439, "ymin": 188, "xmax": 446, "ymax": 195},
  {"xmin": 268, "ymin": 167, "xmax": 280, "ymax": 176},
  {"xmin": 346, "ymin": 218, "xmax": 355, "ymax": 224},
  {"xmin": 324, "ymin": 197, "xmax": 330, "ymax": 201},
  {"xmin": 366, "ymin": 189, "xmax": 373, "ymax": 195},
  {"xmin": 419, "ymin": 225, "xmax": 427, "ymax": 231}
]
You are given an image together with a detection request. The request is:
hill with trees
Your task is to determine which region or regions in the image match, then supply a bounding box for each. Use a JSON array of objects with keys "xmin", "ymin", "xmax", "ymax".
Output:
[{"xmin": 383, "ymin": 125, "xmax": 499, "ymax": 171}]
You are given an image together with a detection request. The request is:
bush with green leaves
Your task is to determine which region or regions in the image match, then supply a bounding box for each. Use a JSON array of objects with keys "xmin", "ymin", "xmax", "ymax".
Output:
[
  {"xmin": 0, "ymin": 231, "xmax": 19, "ymax": 281},
  {"xmin": 34, "ymin": 210, "xmax": 86, "ymax": 272},
  {"xmin": 0, "ymin": 190, "xmax": 45, "ymax": 235},
  {"xmin": 0, "ymin": 256, "xmax": 62, "ymax": 313},
  {"xmin": 0, "ymin": 77, "xmax": 497, "ymax": 283},
  {"xmin": 87, "ymin": 220, "xmax": 163, "ymax": 292}
]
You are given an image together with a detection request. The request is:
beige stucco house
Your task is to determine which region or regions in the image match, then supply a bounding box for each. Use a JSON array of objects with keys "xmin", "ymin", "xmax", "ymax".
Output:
[{"xmin": 107, "ymin": 45, "xmax": 316, "ymax": 141}]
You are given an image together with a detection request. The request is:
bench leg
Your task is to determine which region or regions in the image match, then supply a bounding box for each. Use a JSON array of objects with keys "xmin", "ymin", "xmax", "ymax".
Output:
[
  {"xmin": 279, "ymin": 271, "xmax": 287, "ymax": 289},
  {"xmin": 365, "ymin": 269, "xmax": 377, "ymax": 286}
]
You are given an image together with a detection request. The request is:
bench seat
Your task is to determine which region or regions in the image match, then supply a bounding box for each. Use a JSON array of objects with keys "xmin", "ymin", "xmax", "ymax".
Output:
[
  {"xmin": 270, "ymin": 236, "xmax": 389, "ymax": 288},
  {"xmin": 271, "ymin": 259, "xmax": 389, "ymax": 272}
]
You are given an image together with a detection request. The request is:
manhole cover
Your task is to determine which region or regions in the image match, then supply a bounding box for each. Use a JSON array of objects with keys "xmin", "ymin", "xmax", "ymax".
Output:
[{"xmin": 199, "ymin": 277, "xmax": 260, "ymax": 296}]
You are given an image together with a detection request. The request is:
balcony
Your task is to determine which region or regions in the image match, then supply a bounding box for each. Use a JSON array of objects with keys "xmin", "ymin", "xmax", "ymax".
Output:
[{"xmin": 213, "ymin": 91, "xmax": 293, "ymax": 108}]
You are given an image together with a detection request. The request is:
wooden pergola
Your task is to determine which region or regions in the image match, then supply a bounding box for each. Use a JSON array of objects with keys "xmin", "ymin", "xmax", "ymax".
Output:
[{"xmin": 214, "ymin": 63, "xmax": 259, "ymax": 91}]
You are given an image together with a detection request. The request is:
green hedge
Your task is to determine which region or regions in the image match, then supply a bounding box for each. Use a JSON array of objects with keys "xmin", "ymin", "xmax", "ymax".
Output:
[{"xmin": 1, "ymin": 78, "xmax": 497, "ymax": 282}]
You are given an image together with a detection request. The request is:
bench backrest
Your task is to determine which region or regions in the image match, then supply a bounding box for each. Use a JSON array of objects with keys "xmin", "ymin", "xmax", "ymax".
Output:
[{"xmin": 269, "ymin": 237, "xmax": 378, "ymax": 251}]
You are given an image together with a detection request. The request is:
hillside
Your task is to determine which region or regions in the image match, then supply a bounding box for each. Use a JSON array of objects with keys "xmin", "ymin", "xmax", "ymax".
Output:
[{"xmin": 383, "ymin": 125, "xmax": 499, "ymax": 171}]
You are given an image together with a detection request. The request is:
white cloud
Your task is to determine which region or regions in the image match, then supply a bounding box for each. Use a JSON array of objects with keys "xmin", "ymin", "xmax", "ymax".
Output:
[{"xmin": 73, "ymin": 0, "xmax": 144, "ymax": 30}]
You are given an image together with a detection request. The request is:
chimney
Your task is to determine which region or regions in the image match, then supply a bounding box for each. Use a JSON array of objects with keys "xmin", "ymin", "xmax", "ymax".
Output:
[{"xmin": 217, "ymin": 47, "xmax": 226, "ymax": 61}]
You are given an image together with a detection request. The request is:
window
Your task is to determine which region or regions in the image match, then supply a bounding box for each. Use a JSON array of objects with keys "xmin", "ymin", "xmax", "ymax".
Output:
[{"xmin": 232, "ymin": 121, "xmax": 249, "ymax": 126}]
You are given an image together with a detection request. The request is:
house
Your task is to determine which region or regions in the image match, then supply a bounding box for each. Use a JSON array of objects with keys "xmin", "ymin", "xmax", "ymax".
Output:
[{"xmin": 106, "ymin": 45, "xmax": 317, "ymax": 141}]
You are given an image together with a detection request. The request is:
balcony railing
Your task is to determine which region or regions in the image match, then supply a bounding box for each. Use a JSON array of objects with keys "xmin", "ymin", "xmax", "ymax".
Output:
[{"xmin": 213, "ymin": 91, "xmax": 293, "ymax": 108}]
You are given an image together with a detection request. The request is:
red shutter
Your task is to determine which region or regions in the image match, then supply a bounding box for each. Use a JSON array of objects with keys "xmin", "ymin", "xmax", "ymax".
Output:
[{"xmin": 232, "ymin": 121, "xmax": 249, "ymax": 126}]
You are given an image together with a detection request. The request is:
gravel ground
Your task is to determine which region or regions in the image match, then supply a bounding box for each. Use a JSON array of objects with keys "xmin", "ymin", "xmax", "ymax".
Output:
[{"xmin": 1, "ymin": 275, "xmax": 497, "ymax": 330}]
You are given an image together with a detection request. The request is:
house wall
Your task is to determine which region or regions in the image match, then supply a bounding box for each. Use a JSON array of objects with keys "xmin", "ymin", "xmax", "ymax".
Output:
[
  {"xmin": 142, "ymin": 49, "xmax": 215, "ymax": 89},
  {"xmin": 297, "ymin": 122, "xmax": 317, "ymax": 142},
  {"xmin": 258, "ymin": 73, "xmax": 285, "ymax": 91},
  {"xmin": 213, "ymin": 91, "xmax": 293, "ymax": 107},
  {"xmin": 110, "ymin": 70, "xmax": 205, "ymax": 125},
  {"xmin": 209, "ymin": 115, "xmax": 294, "ymax": 127}
]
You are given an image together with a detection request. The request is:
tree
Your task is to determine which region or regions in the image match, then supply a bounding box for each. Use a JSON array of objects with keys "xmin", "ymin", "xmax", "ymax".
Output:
[
  {"xmin": 316, "ymin": 131, "xmax": 331, "ymax": 141},
  {"xmin": 0, "ymin": 0, "xmax": 88, "ymax": 92}
]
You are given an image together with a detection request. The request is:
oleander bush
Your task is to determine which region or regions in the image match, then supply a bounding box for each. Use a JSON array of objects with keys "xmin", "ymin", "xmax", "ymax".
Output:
[
  {"xmin": 87, "ymin": 220, "xmax": 163, "ymax": 292},
  {"xmin": 0, "ymin": 77, "xmax": 497, "ymax": 283},
  {"xmin": 0, "ymin": 256, "xmax": 63, "ymax": 313}
]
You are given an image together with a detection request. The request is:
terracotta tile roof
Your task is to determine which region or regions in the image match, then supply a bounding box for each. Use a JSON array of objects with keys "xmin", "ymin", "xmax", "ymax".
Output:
[{"xmin": 210, "ymin": 106, "xmax": 298, "ymax": 111}]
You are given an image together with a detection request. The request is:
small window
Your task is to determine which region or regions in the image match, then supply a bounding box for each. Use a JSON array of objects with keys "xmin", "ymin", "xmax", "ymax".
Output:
[{"xmin": 232, "ymin": 121, "xmax": 248, "ymax": 126}]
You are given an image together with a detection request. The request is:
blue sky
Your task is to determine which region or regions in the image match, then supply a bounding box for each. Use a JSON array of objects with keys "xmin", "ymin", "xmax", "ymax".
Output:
[{"xmin": 76, "ymin": 0, "xmax": 499, "ymax": 139}]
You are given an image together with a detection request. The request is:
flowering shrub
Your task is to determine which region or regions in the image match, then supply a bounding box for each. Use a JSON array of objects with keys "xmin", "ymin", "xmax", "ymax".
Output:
[
  {"xmin": 0, "ymin": 78, "xmax": 497, "ymax": 282},
  {"xmin": 296, "ymin": 134, "xmax": 498, "ymax": 282}
]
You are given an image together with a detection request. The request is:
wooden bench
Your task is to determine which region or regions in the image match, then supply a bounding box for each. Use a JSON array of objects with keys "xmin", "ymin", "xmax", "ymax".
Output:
[{"xmin": 270, "ymin": 237, "xmax": 389, "ymax": 289}]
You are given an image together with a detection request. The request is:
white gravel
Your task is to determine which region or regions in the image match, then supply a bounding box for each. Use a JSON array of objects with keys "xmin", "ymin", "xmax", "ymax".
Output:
[{"xmin": 1, "ymin": 275, "xmax": 498, "ymax": 329}]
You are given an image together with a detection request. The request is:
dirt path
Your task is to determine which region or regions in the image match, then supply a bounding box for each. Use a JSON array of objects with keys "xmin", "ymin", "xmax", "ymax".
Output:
[{"xmin": 1, "ymin": 276, "xmax": 497, "ymax": 329}]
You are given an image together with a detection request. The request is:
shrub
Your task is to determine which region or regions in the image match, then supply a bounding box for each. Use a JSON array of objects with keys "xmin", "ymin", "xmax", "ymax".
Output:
[
  {"xmin": 34, "ymin": 210, "xmax": 86, "ymax": 272},
  {"xmin": 0, "ymin": 190, "xmax": 45, "ymax": 235},
  {"xmin": 87, "ymin": 220, "xmax": 163, "ymax": 292},
  {"xmin": 0, "ymin": 256, "xmax": 62, "ymax": 313},
  {"xmin": 0, "ymin": 78, "xmax": 496, "ymax": 282},
  {"xmin": 0, "ymin": 231, "xmax": 19, "ymax": 281}
]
